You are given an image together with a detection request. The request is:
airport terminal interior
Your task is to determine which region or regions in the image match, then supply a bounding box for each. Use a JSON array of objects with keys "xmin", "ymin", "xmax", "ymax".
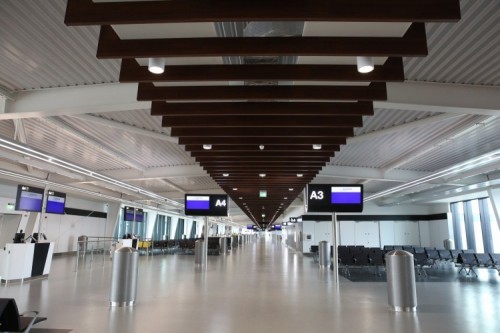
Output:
[{"xmin": 0, "ymin": 1, "xmax": 499, "ymax": 332}]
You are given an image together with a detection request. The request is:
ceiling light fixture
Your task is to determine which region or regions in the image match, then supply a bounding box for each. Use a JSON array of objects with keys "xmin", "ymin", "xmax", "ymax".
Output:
[
  {"xmin": 233, "ymin": 188, "xmax": 238, "ymax": 191},
  {"xmin": 259, "ymin": 173, "xmax": 266, "ymax": 178},
  {"xmin": 297, "ymin": 173, "xmax": 303, "ymax": 177},
  {"xmin": 259, "ymin": 145, "xmax": 265, "ymax": 150},
  {"xmin": 203, "ymin": 144, "xmax": 212, "ymax": 150},
  {"xmin": 289, "ymin": 188, "xmax": 294, "ymax": 191},
  {"xmin": 312, "ymin": 144, "xmax": 322, "ymax": 150},
  {"xmin": 148, "ymin": 57, "xmax": 165, "ymax": 74},
  {"xmin": 222, "ymin": 173, "xmax": 229, "ymax": 177},
  {"xmin": 356, "ymin": 56, "xmax": 374, "ymax": 73}
]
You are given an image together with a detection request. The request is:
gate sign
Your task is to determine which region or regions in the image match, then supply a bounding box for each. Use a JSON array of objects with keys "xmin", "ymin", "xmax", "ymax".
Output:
[
  {"xmin": 185, "ymin": 194, "xmax": 229, "ymax": 216},
  {"xmin": 305, "ymin": 184, "xmax": 363, "ymax": 213}
]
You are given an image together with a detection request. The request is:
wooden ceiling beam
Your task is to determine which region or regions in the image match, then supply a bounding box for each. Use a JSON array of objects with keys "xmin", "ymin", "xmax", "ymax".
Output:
[
  {"xmin": 171, "ymin": 127, "xmax": 353, "ymax": 137},
  {"xmin": 120, "ymin": 58, "xmax": 404, "ymax": 83},
  {"xmin": 163, "ymin": 115, "xmax": 363, "ymax": 128},
  {"xmin": 192, "ymin": 151, "xmax": 333, "ymax": 157},
  {"xmin": 178, "ymin": 137, "xmax": 347, "ymax": 145},
  {"xmin": 185, "ymin": 145, "xmax": 340, "ymax": 152},
  {"xmin": 151, "ymin": 101, "xmax": 373, "ymax": 117},
  {"xmin": 65, "ymin": 0, "xmax": 461, "ymax": 25},
  {"xmin": 138, "ymin": 82, "xmax": 387, "ymax": 101},
  {"xmin": 97, "ymin": 24, "xmax": 427, "ymax": 59}
]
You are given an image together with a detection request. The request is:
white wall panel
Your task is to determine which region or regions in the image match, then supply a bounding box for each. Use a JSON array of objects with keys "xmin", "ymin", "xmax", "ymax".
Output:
[
  {"xmin": 354, "ymin": 221, "xmax": 380, "ymax": 247},
  {"xmin": 379, "ymin": 221, "xmax": 395, "ymax": 247},
  {"xmin": 339, "ymin": 221, "xmax": 355, "ymax": 245},
  {"xmin": 394, "ymin": 221, "xmax": 420, "ymax": 245}
]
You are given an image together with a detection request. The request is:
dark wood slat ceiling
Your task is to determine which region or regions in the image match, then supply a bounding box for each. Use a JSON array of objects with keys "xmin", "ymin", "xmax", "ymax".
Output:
[
  {"xmin": 178, "ymin": 137, "xmax": 347, "ymax": 145},
  {"xmin": 120, "ymin": 58, "xmax": 404, "ymax": 83},
  {"xmin": 65, "ymin": 0, "xmax": 461, "ymax": 25},
  {"xmin": 64, "ymin": 0, "xmax": 461, "ymax": 226},
  {"xmin": 97, "ymin": 24, "xmax": 428, "ymax": 59},
  {"xmin": 171, "ymin": 127, "xmax": 354, "ymax": 137},
  {"xmin": 151, "ymin": 101, "xmax": 374, "ymax": 116},
  {"xmin": 138, "ymin": 83, "xmax": 387, "ymax": 101},
  {"xmin": 163, "ymin": 115, "xmax": 363, "ymax": 128}
]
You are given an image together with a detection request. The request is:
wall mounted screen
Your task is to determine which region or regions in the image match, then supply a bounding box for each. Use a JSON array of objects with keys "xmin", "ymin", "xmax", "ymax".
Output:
[
  {"xmin": 45, "ymin": 190, "xmax": 66, "ymax": 214},
  {"xmin": 306, "ymin": 184, "xmax": 363, "ymax": 213},
  {"xmin": 134, "ymin": 208, "xmax": 144, "ymax": 222},
  {"xmin": 124, "ymin": 206, "xmax": 135, "ymax": 222},
  {"xmin": 15, "ymin": 185, "xmax": 44, "ymax": 212},
  {"xmin": 184, "ymin": 194, "xmax": 228, "ymax": 216},
  {"xmin": 247, "ymin": 224, "xmax": 255, "ymax": 230}
]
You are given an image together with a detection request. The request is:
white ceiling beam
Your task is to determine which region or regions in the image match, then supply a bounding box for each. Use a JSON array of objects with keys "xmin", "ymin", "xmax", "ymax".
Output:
[
  {"xmin": 157, "ymin": 179, "xmax": 186, "ymax": 194},
  {"xmin": 318, "ymin": 165, "xmax": 430, "ymax": 182},
  {"xmin": 347, "ymin": 113, "xmax": 461, "ymax": 144},
  {"xmin": 13, "ymin": 119, "xmax": 33, "ymax": 173},
  {"xmin": 101, "ymin": 165, "xmax": 207, "ymax": 181},
  {"xmin": 0, "ymin": 98, "xmax": 6, "ymax": 115},
  {"xmin": 71, "ymin": 114, "xmax": 177, "ymax": 143},
  {"xmin": 378, "ymin": 81, "xmax": 500, "ymax": 116},
  {"xmin": 41, "ymin": 117, "xmax": 147, "ymax": 172},
  {"xmin": 1, "ymin": 81, "xmax": 498, "ymax": 121},
  {"xmin": 0, "ymin": 150, "xmax": 87, "ymax": 181},
  {"xmin": 0, "ymin": 83, "xmax": 149, "ymax": 120}
]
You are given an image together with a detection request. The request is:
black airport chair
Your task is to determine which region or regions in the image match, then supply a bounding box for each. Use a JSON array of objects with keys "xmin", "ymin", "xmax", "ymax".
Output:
[
  {"xmin": 426, "ymin": 249, "xmax": 441, "ymax": 266},
  {"xmin": 413, "ymin": 247, "xmax": 425, "ymax": 254},
  {"xmin": 450, "ymin": 250, "xmax": 462, "ymax": 262},
  {"xmin": 437, "ymin": 249, "xmax": 453, "ymax": 261},
  {"xmin": 0, "ymin": 298, "xmax": 46, "ymax": 332},
  {"xmin": 402, "ymin": 246, "xmax": 414, "ymax": 252},
  {"xmin": 462, "ymin": 249, "xmax": 475, "ymax": 254},
  {"xmin": 413, "ymin": 253, "xmax": 430, "ymax": 278},
  {"xmin": 489, "ymin": 253, "xmax": 500, "ymax": 275},
  {"xmin": 474, "ymin": 253, "xmax": 492, "ymax": 268},
  {"xmin": 310, "ymin": 245, "xmax": 319, "ymax": 262},
  {"xmin": 383, "ymin": 245, "xmax": 394, "ymax": 251},
  {"xmin": 457, "ymin": 253, "xmax": 478, "ymax": 277}
]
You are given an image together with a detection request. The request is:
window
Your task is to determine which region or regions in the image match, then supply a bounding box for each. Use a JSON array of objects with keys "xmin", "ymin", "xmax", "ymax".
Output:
[
  {"xmin": 152, "ymin": 215, "xmax": 171, "ymax": 240},
  {"xmin": 189, "ymin": 221, "xmax": 197, "ymax": 239},
  {"xmin": 175, "ymin": 218, "xmax": 185, "ymax": 239}
]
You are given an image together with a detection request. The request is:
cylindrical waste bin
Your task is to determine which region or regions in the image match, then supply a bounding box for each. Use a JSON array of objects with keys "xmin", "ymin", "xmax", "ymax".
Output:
[
  {"xmin": 195, "ymin": 240, "xmax": 206, "ymax": 266},
  {"xmin": 78, "ymin": 235, "xmax": 88, "ymax": 254},
  {"xmin": 219, "ymin": 237, "xmax": 228, "ymax": 254},
  {"xmin": 386, "ymin": 250, "xmax": 417, "ymax": 312},
  {"xmin": 110, "ymin": 247, "xmax": 138, "ymax": 307},
  {"xmin": 443, "ymin": 239, "xmax": 455, "ymax": 250},
  {"xmin": 318, "ymin": 241, "xmax": 331, "ymax": 267},
  {"xmin": 232, "ymin": 235, "xmax": 238, "ymax": 248}
]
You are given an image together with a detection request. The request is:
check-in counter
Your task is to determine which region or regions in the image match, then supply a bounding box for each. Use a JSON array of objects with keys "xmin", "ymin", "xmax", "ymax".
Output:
[{"xmin": 0, "ymin": 242, "xmax": 55, "ymax": 282}]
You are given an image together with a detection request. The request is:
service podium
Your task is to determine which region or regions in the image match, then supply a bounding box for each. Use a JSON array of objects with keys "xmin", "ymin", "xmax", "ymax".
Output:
[{"xmin": 0, "ymin": 242, "xmax": 55, "ymax": 282}]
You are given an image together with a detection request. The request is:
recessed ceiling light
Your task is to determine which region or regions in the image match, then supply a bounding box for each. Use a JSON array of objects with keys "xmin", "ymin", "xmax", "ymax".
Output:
[
  {"xmin": 297, "ymin": 173, "xmax": 303, "ymax": 177},
  {"xmin": 289, "ymin": 188, "xmax": 294, "ymax": 191},
  {"xmin": 259, "ymin": 145, "xmax": 265, "ymax": 150},
  {"xmin": 148, "ymin": 57, "xmax": 165, "ymax": 74},
  {"xmin": 239, "ymin": 197, "xmax": 243, "ymax": 199},
  {"xmin": 259, "ymin": 190, "xmax": 267, "ymax": 198},
  {"xmin": 262, "ymin": 214, "xmax": 265, "ymax": 218},
  {"xmin": 284, "ymin": 197, "xmax": 288, "ymax": 200},
  {"xmin": 259, "ymin": 173, "xmax": 266, "ymax": 177},
  {"xmin": 222, "ymin": 173, "xmax": 229, "ymax": 177},
  {"xmin": 233, "ymin": 188, "xmax": 238, "ymax": 191},
  {"xmin": 203, "ymin": 144, "xmax": 212, "ymax": 150},
  {"xmin": 312, "ymin": 144, "xmax": 322, "ymax": 150}
]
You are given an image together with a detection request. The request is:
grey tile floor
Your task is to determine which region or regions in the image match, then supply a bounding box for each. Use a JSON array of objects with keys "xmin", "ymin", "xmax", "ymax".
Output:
[{"xmin": 2, "ymin": 237, "xmax": 500, "ymax": 333}]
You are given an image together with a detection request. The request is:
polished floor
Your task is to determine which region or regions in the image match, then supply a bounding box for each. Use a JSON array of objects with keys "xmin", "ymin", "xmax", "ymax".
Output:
[{"xmin": 2, "ymin": 236, "xmax": 500, "ymax": 333}]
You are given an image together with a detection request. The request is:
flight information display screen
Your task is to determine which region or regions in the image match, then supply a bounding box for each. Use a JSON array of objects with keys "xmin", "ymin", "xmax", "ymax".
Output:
[{"xmin": 185, "ymin": 194, "xmax": 228, "ymax": 216}]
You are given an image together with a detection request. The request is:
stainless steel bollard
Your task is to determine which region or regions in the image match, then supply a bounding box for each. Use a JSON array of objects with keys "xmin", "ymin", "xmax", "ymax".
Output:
[
  {"xmin": 232, "ymin": 235, "xmax": 238, "ymax": 248},
  {"xmin": 386, "ymin": 250, "xmax": 417, "ymax": 312},
  {"xmin": 219, "ymin": 237, "xmax": 228, "ymax": 254},
  {"xmin": 78, "ymin": 235, "xmax": 88, "ymax": 254},
  {"xmin": 110, "ymin": 247, "xmax": 138, "ymax": 307},
  {"xmin": 318, "ymin": 241, "xmax": 331, "ymax": 268},
  {"xmin": 195, "ymin": 240, "xmax": 206, "ymax": 266}
]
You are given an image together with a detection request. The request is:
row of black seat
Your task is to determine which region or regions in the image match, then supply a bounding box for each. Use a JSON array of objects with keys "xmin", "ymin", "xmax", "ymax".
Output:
[
  {"xmin": 152, "ymin": 238, "xmax": 224, "ymax": 255},
  {"xmin": 456, "ymin": 253, "xmax": 500, "ymax": 277}
]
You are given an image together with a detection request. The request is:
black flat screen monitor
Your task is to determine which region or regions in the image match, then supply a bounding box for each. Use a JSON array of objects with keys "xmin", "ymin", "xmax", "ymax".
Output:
[
  {"xmin": 184, "ymin": 194, "xmax": 228, "ymax": 216},
  {"xmin": 15, "ymin": 185, "xmax": 44, "ymax": 212},
  {"xmin": 134, "ymin": 208, "xmax": 144, "ymax": 222},
  {"xmin": 306, "ymin": 184, "xmax": 363, "ymax": 213},
  {"xmin": 13, "ymin": 232, "xmax": 25, "ymax": 243},
  {"xmin": 45, "ymin": 190, "xmax": 66, "ymax": 214},
  {"xmin": 247, "ymin": 225, "xmax": 255, "ymax": 230},
  {"xmin": 124, "ymin": 206, "xmax": 135, "ymax": 221},
  {"xmin": 274, "ymin": 225, "xmax": 282, "ymax": 230}
]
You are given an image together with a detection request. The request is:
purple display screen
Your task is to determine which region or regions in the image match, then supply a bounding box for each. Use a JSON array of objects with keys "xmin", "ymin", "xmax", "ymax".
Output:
[
  {"xmin": 135, "ymin": 209, "xmax": 144, "ymax": 222},
  {"xmin": 15, "ymin": 185, "xmax": 44, "ymax": 212},
  {"xmin": 186, "ymin": 196, "xmax": 210, "ymax": 210},
  {"xmin": 124, "ymin": 206, "xmax": 135, "ymax": 221},
  {"xmin": 46, "ymin": 194, "xmax": 66, "ymax": 214},
  {"xmin": 331, "ymin": 187, "xmax": 362, "ymax": 204}
]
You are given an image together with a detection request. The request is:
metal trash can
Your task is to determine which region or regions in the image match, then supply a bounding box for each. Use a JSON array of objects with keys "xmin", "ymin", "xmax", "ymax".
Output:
[
  {"xmin": 386, "ymin": 250, "xmax": 417, "ymax": 312},
  {"xmin": 78, "ymin": 235, "xmax": 88, "ymax": 254},
  {"xmin": 219, "ymin": 237, "xmax": 228, "ymax": 254},
  {"xmin": 110, "ymin": 247, "xmax": 138, "ymax": 307},
  {"xmin": 318, "ymin": 241, "xmax": 331, "ymax": 268},
  {"xmin": 195, "ymin": 240, "xmax": 206, "ymax": 266},
  {"xmin": 232, "ymin": 235, "xmax": 238, "ymax": 248},
  {"xmin": 443, "ymin": 239, "xmax": 455, "ymax": 250}
]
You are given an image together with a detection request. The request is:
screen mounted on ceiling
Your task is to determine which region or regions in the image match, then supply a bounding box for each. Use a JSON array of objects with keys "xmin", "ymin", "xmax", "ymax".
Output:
[
  {"xmin": 184, "ymin": 194, "xmax": 228, "ymax": 217},
  {"xmin": 15, "ymin": 185, "xmax": 44, "ymax": 212}
]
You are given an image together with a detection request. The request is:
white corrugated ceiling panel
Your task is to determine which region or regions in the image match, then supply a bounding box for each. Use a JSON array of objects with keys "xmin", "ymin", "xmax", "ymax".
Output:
[
  {"xmin": 92, "ymin": 109, "xmax": 171, "ymax": 135},
  {"xmin": 169, "ymin": 176, "xmax": 220, "ymax": 192},
  {"xmin": 405, "ymin": 0, "xmax": 500, "ymax": 86},
  {"xmin": 399, "ymin": 116, "xmax": 500, "ymax": 172},
  {"xmin": 0, "ymin": 0, "xmax": 119, "ymax": 92},
  {"xmin": 331, "ymin": 114, "xmax": 469, "ymax": 168},
  {"xmin": 22, "ymin": 118, "xmax": 130, "ymax": 171},
  {"xmin": 61, "ymin": 113, "xmax": 194, "ymax": 168}
]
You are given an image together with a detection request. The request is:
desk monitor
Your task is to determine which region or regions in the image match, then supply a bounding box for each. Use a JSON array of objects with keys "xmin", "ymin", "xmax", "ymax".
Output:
[{"xmin": 13, "ymin": 232, "xmax": 25, "ymax": 243}]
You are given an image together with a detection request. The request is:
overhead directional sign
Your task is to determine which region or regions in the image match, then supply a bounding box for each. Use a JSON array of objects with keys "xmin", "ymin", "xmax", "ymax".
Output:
[
  {"xmin": 185, "ymin": 194, "xmax": 229, "ymax": 216},
  {"xmin": 305, "ymin": 184, "xmax": 364, "ymax": 213}
]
